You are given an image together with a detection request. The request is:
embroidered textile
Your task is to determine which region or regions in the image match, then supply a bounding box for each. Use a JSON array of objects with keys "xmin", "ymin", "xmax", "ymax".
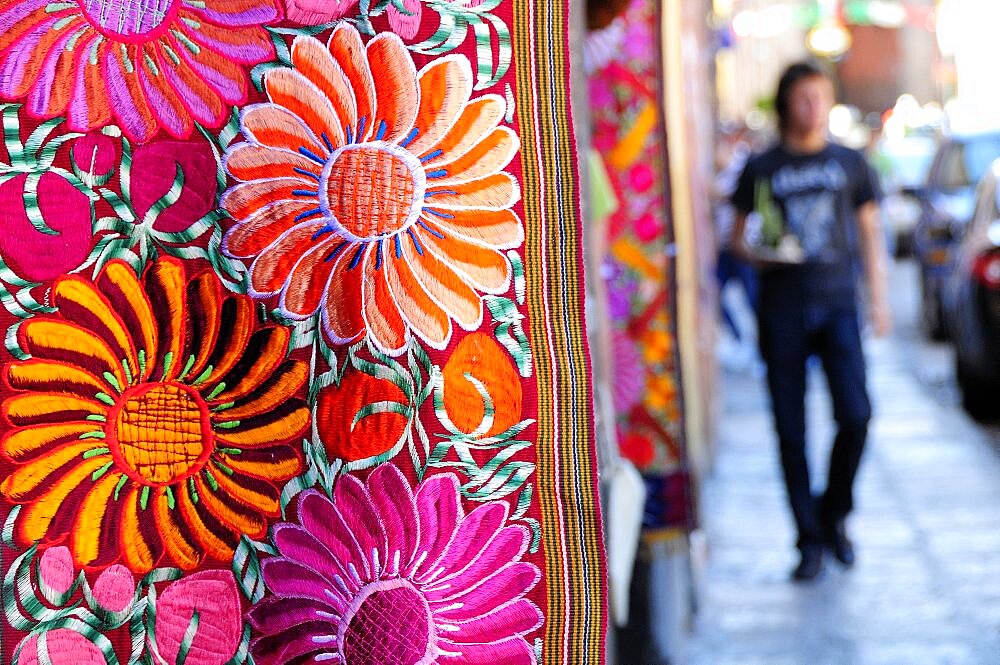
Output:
[
  {"xmin": 586, "ymin": 0, "xmax": 690, "ymax": 528},
  {"xmin": 0, "ymin": 1, "xmax": 606, "ymax": 662}
]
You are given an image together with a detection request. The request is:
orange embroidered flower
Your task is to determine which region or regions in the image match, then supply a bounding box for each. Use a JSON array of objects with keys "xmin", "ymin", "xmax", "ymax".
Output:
[
  {"xmin": 222, "ymin": 24, "xmax": 523, "ymax": 356},
  {"xmin": 0, "ymin": 258, "xmax": 309, "ymax": 573}
]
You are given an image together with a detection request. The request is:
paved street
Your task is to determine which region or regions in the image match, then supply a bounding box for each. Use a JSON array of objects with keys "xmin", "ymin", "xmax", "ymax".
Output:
[{"xmin": 684, "ymin": 259, "xmax": 1000, "ymax": 664}]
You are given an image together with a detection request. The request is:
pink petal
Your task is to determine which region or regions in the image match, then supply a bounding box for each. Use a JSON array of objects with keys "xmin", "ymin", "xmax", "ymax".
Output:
[
  {"xmin": 92, "ymin": 564, "xmax": 135, "ymax": 613},
  {"xmin": 297, "ymin": 490, "xmax": 371, "ymax": 583},
  {"xmin": 0, "ymin": 16, "xmax": 58, "ymax": 98},
  {"xmin": 260, "ymin": 558, "xmax": 340, "ymax": 605},
  {"xmin": 333, "ymin": 474, "xmax": 387, "ymax": 576},
  {"xmin": 387, "ymin": 0, "xmax": 422, "ymax": 40},
  {"xmin": 154, "ymin": 570, "xmax": 242, "ymax": 665},
  {"xmin": 250, "ymin": 620, "xmax": 340, "ymax": 665},
  {"xmin": 38, "ymin": 546, "xmax": 75, "ymax": 598},
  {"xmin": 418, "ymin": 502, "xmax": 507, "ymax": 585},
  {"xmin": 17, "ymin": 629, "xmax": 106, "ymax": 665},
  {"xmin": 190, "ymin": 0, "xmax": 280, "ymax": 26},
  {"xmin": 433, "ymin": 562, "xmax": 540, "ymax": 621},
  {"xmin": 423, "ymin": 526, "xmax": 528, "ymax": 601},
  {"xmin": 247, "ymin": 595, "xmax": 342, "ymax": 636},
  {"xmin": 284, "ymin": 0, "xmax": 356, "ymax": 24},
  {"xmin": 0, "ymin": 0, "xmax": 47, "ymax": 34},
  {"xmin": 437, "ymin": 637, "xmax": 535, "ymax": 665},
  {"xmin": 438, "ymin": 598, "xmax": 543, "ymax": 645},
  {"xmin": 367, "ymin": 464, "xmax": 419, "ymax": 571},
  {"xmin": 271, "ymin": 523, "xmax": 351, "ymax": 590},
  {"xmin": 412, "ymin": 473, "xmax": 462, "ymax": 578}
]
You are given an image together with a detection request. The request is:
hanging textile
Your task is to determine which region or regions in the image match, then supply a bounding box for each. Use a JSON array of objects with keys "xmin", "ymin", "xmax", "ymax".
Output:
[
  {"xmin": 0, "ymin": 0, "xmax": 606, "ymax": 662},
  {"xmin": 586, "ymin": 0, "xmax": 692, "ymax": 530}
]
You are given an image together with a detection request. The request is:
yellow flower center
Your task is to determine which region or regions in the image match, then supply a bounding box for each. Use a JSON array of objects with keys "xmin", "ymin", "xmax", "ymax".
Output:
[
  {"xmin": 324, "ymin": 144, "xmax": 425, "ymax": 240},
  {"xmin": 110, "ymin": 383, "xmax": 213, "ymax": 486}
]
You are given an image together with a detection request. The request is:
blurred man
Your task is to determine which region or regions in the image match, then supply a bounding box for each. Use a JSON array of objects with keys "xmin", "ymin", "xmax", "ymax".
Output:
[{"xmin": 730, "ymin": 62, "xmax": 891, "ymax": 581}]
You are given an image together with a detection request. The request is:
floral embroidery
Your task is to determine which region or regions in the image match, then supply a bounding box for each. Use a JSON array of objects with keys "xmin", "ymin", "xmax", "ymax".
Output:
[
  {"xmin": 0, "ymin": 257, "xmax": 308, "ymax": 572},
  {"xmin": 283, "ymin": 0, "xmax": 355, "ymax": 24},
  {"xmin": 222, "ymin": 24, "xmax": 523, "ymax": 356},
  {"xmin": 248, "ymin": 464, "xmax": 543, "ymax": 665},
  {"xmin": 0, "ymin": 0, "xmax": 281, "ymax": 143}
]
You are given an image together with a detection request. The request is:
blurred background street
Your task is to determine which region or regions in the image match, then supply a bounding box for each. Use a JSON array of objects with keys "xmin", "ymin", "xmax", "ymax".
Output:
[{"xmin": 685, "ymin": 256, "xmax": 1000, "ymax": 664}]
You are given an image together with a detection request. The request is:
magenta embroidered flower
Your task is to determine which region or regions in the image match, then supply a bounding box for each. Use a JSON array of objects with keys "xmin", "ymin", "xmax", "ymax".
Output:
[
  {"xmin": 0, "ymin": 0, "xmax": 280, "ymax": 143},
  {"xmin": 248, "ymin": 465, "xmax": 543, "ymax": 665},
  {"xmin": 284, "ymin": 0, "xmax": 355, "ymax": 24},
  {"xmin": 17, "ymin": 629, "xmax": 106, "ymax": 665}
]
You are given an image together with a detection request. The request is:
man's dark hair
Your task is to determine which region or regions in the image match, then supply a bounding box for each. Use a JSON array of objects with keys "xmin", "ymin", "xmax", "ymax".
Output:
[{"xmin": 775, "ymin": 62, "xmax": 827, "ymax": 135}]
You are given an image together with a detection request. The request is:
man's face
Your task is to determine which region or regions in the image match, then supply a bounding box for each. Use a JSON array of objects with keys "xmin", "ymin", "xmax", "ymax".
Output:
[{"xmin": 787, "ymin": 75, "xmax": 834, "ymax": 135}]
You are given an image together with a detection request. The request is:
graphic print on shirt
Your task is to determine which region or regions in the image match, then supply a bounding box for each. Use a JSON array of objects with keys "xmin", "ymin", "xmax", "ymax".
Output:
[{"xmin": 771, "ymin": 159, "xmax": 849, "ymax": 261}]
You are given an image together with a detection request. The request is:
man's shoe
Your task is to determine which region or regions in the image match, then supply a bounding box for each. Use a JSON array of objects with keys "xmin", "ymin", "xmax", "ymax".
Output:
[
  {"xmin": 824, "ymin": 520, "xmax": 855, "ymax": 567},
  {"xmin": 792, "ymin": 544, "xmax": 824, "ymax": 582}
]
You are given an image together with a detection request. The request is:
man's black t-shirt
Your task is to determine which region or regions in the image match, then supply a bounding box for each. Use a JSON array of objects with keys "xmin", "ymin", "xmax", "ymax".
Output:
[{"xmin": 731, "ymin": 142, "xmax": 880, "ymax": 309}]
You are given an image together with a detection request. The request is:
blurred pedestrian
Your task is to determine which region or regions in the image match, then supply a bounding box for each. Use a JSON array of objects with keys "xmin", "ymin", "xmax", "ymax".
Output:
[
  {"xmin": 730, "ymin": 62, "xmax": 891, "ymax": 581},
  {"xmin": 713, "ymin": 124, "xmax": 759, "ymax": 371}
]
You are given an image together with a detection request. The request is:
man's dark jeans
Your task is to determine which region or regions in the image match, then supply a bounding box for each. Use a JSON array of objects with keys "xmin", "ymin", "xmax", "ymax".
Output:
[{"xmin": 758, "ymin": 297, "xmax": 871, "ymax": 551}]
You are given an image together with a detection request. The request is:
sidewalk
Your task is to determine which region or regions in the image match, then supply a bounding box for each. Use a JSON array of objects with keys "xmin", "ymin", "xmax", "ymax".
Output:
[{"xmin": 684, "ymin": 316, "xmax": 1000, "ymax": 662}]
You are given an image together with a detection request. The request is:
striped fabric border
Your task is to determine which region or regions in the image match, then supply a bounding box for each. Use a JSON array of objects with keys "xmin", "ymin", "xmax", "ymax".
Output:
[{"xmin": 513, "ymin": 1, "xmax": 608, "ymax": 662}]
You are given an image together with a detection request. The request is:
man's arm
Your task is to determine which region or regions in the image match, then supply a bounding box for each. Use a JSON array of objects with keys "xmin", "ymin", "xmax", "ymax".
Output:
[
  {"xmin": 857, "ymin": 200, "xmax": 892, "ymax": 336},
  {"xmin": 729, "ymin": 211, "xmax": 752, "ymax": 262}
]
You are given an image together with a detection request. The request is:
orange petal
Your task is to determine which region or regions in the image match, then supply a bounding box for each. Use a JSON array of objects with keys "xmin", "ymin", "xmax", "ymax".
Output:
[
  {"xmin": 225, "ymin": 142, "xmax": 323, "ymax": 183},
  {"xmin": 52, "ymin": 275, "xmax": 136, "ymax": 376},
  {"xmin": 265, "ymin": 67, "xmax": 345, "ymax": 149},
  {"xmin": 401, "ymin": 237, "xmax": 482, "ymax": 330},
  {"xmin": 212, "ymin": 469, "xmax": 280, "ymax": 517},
  {"xmin": 121, "ymin": 485, "xmax": 157, "ymax": 573},
  {"xmin": 224, "ymin": 197, "xmax": 320, "ymax": 260},
  {"xmin": 327, "ymin": 24, "xmax": 374, "ymax": 137},
  {"xmin": 422, "ymin": 95, "xmax": 504, "ymax": 164},
  {"xmin": 320, "ymin": 243, "xmax": 367, "ymax": 344},
  {"xmin": 96, "ymin": 262, "xmax": 158, "ymax": 382},
  {"xmin": 366, "ymin": 33, "xmax": 418, "ymax": 143},
  {"xmin": 184, "ymin": 271, "xmax": 223, "ymax": 383},
  {"xmin": 2, "ymin": 422, "xmax": 101, "ymax": 460},
  {"xmin": 106, "ymin": 46, "xmax": 158, "ymax": 143},
  {"xmin": 249, "ymin": 221, "xmax": 327, "ymax": 296},
  {"xmin": 196, "ymin": 472, "xmax": 266, "ymax": 540},
  {"xmin": 425, "ymin": 172, "xmax": 519, "ymax": 210},
  {"xmin": 217, "ymin": 448, "xmax": 302, "ymax": 481},
  {"xmin": 222, "ymin": 178, "xmax": 319, "ymax": 223},
  {"xmin": 71, "ymin": 471, "xmax": 122, "ymax": 567},
  {"xmin": 239, "ymin": 104, "xmax": 325, "ymax": 156},
  {"xmin": 172, "ymin": 29, "xmax": 248, "ymax": 105},
  {"xmin": 383, "ymin": 242, "xmax": 451, "ymax": 348},
  {"xmin": 154, "ymin": 35, "xmax": 226, "ymax": 127},
  {"xmin": 408, "ymin": 56, "xmax": 472, "ymax": 156},
  {"xmin": 7, "ymin": 15, "xmax": 79, "ymax": 98},
  {"xmin": 279, "ymin": 234, "xmax": 340, "ymax": 318},
  {"xmin": 422, "ymin": 206, "xmax": 524, "ymax": 249},
  {"xmin": 144, "ymin": 259, "xmax": 187, "ymax": 382},
  {"xmin": 196, "ymin": 294, "xmax": 254, "ymax": 388},
  {"xmin": 290, "ymin": 35, "xmax": 357, "ymax": 138},
  {"xmin": 362, "ymin": 249, "xmax": 408, "ymax": 354},
  {"xmin": 212, "ymin": 326, "xmax": 290, "ymax": 403},
  {"xmin": 13, "ymin": 451, "xmax": 105, "ymax": 542},
  {"xmin": 154, "ymin": 489, "xmax": 203, "ymax": 570},
  {"xmin": 215, "ymin": 360, "xmax": 308, "ymax": 421},
  {"xmin": 3, "ymin": 394, "xmax": 107, "ymax": 428},
  {"xmin": 434, "ymin": 126, "xmax": 519, "ymax": 184},
  {"xmin": 215, "ymin": 401, "xmax": 311, "ymax": 448},
  {"xmin": 6, "ymin": 359, "xmax": 112, "ymax": 399},
  {"xmin": 176, "ymin": 480, "xmax": 233, "ymax": 563},
  {"xmin": 417, "ymin": 221, "xmax": 512, "ymax": 293},
  {"xmin": 19, "ymin": 320, "xmax": 125, "ymax": 388}
]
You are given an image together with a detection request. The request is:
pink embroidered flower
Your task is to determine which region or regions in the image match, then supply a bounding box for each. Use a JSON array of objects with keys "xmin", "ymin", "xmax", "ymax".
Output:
[
  {"xmin": 17, "ymin": 629, "xmax": 106, "ymax": 665},
  {"xmin": 92, "ymin": 564, "xmax": 136, "ymax": 613},
  {"xmin": 38, "ymin": 546, "xmax": 76, "ymax": 603},
  {"xmin": 0, "ymin": 0, "xmax": 281, "ymax": 143},
  {"xmin": 154, "ymin": 571, "xmax": 243, "ymax": 665},
  {"xmin": 284, "ymin": 0, "xmax": 355, "ymax": 24},
  {"xmin": 248, "ymin": 465, "xmax": 543, "ymax": 665}
]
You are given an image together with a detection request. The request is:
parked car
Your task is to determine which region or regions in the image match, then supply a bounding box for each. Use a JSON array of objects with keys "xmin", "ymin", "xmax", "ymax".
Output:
[
  {"xmin": 912, "ymin": 129, "xmax": 1000, "ymax": 339},
  {"xmin": 871, "ymin": 130, "xmax": 938, "ymax": 257},
  {"xmin": 942, "ymin": 158, "xmax": 1000, "ymax": 419}
]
